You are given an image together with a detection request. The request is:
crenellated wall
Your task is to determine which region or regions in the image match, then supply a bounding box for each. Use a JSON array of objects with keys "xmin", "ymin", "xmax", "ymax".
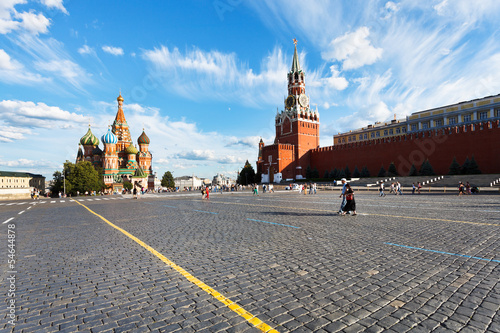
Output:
[{"xmin": 310, "ymin": 120, "xmax": 500, "ymax": 176}]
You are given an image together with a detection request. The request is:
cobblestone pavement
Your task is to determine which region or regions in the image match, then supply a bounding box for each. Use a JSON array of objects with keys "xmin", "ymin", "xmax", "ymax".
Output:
[{"xmin": 1, "ymin": 191, "xmax": 499, "ymax": 332}]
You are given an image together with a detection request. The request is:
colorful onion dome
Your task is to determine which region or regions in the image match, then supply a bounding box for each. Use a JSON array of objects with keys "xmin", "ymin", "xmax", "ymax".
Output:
[
  {"xmin": 125, "ymin": 144, "xmax": 139, "ymax": 155},
  {"xmin": 102, "ymin": 127, "xmax": 118, "ymax": 145},
  {"xmin": 117, "ymin": 93, "xmax": 124, "ymax": 102},
  {"xmin": 137, "ymin": 129, "xmax": 150, "ymax": 145},
  {"xmin": 80, "ymin": 127, "xmax": 99, "ymax": 146},
  {"xmin": 134, "ymin": 166, "xmax": 147, "ymax": 178},
  {"xmin": 92, "ymin": 146, "xmax": 103, "ymax": 155}
]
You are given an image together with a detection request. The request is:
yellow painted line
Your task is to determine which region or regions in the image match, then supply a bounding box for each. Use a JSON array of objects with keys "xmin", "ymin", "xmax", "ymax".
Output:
[
  {"xmin": 71, "ymin": 199, "xmax": 279, "ymax": 333},
  {"xmin": 207, "ymin": 200, "xmax": 499, "ymax": 227}
]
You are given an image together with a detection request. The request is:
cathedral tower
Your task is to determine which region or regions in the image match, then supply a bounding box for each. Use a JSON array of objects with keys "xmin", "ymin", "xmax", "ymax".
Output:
[
  {"xmin": 137, "ymin": 130, "xmax": 152, "ymax": 175},
  {"xmin": 112, "ymin": 93, "xmax": 133, "ymax": 168}
]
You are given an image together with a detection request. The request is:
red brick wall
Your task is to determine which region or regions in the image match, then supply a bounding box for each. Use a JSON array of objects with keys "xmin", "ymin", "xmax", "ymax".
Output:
[{"xmin": 310, "ymin": 120, "xmax": 500, "ymax": 176}]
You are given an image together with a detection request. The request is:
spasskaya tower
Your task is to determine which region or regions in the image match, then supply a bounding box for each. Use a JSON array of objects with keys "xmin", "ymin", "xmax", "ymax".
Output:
[{"xmin": 257, "ymin": 39, "xmax": 320, "ymax": 182}]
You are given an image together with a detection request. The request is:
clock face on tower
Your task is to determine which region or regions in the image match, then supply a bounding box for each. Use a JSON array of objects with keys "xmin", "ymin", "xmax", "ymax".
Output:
[
  {"xmin": 299, "ymin": 94, "xmax": 309, "ymax": 107},
  {"xmin": 285, "ymin": 95, "xmax": 295, "ymax": 108}
]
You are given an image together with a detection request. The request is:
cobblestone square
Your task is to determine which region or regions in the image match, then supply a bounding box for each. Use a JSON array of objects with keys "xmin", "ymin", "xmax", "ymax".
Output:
[{"xmin": 1, "ymin": 191, "xmax": 499, "ymax": 332}]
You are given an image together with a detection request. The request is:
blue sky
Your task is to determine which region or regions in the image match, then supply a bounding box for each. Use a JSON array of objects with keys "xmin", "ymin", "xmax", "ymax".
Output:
[{"xmin": 1, "ymin": 0, "xmax": 500, "ymax": 180}]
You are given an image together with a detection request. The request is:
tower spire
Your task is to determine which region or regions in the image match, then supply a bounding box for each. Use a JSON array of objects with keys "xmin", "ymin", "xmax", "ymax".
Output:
[{"xmin": 291, "ymin": 38, "xmax": 300, "ymax": 73}]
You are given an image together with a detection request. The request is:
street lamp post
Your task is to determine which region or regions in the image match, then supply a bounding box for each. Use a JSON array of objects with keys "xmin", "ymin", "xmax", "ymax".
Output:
[{"xmin": 63, "ymin": 170, "xmax": 66, "ymax": 196}]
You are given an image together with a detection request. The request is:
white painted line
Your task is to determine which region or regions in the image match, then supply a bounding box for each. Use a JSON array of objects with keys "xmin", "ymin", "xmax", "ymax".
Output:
[
  {"xmin": 60, "ymin": 200, "xmax": 65, "ymax": 203},
  {"xmin": 3, "ymin": 217, "xmax": 14, "ymax": 224},
  {"xmin": 87, "ymin": 199, "xmax": 93, "ymax": 201},
  {"xmin": 27, "ymin": 206, "xmax": 32, "ymax": 210},
  {"xmin": 18, "ymin": 211, "xmax": 25, "ymax": 215},
  {"xmin": 7, "ymin": 203, "xmax": 15, "ymax": 206},
  {"xmin": 94, "ymin": 198, "xmax": 101, "ymax": 201},
  {"xmin": 50, "ymin": 201, "xmax": 56, "ymax": 203},
  {"xmin": 103, "ymin": 198, "xmax": 110, "ymax": 200}
]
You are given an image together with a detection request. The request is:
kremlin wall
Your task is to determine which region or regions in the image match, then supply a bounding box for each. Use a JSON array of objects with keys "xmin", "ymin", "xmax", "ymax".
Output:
[{"xmin": 257, "ymin": 42, "xmax": 500, "ymax": 181}]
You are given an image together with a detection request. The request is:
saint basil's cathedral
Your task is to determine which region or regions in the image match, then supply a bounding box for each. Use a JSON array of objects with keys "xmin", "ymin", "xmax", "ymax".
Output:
[{"xmin": 76, "ymin": 93, "xmax": 154, "ymax": 192}]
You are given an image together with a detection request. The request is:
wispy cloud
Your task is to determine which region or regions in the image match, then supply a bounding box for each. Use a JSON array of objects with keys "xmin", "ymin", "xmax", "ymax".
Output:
[
  {"xmin": 40, "ymin": 0, "xmax": 69, "ymax": 15},
  {"xmin": 102, "ymin": 45, "xmax": 124, "ymax": 56}
]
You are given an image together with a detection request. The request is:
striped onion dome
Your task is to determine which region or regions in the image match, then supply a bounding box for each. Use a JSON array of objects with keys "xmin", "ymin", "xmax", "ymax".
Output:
[
  {"xmin": 125, "ymin": 144, "xmax": 139, "ymax": 155},
  {"xmin": 80, "ymin": 127, "xmax": 99, "ymax": 146},
  {"xmin": 137, "ymin": 130, "xmax": 150, "ymax": 145},
  {"xmin": 102, "ymin": 127, "xmax": 118, "ymax": 145}
]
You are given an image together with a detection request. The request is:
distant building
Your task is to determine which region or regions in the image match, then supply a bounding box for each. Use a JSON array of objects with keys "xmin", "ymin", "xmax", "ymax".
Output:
[
  {"xmin": 0, "ymin": 171, "xmax": 45, "ymax": 200},
  {"xmin": 76, "ymin": 93, "xmax": 154, "ymax": 192},
  {"xmin": 174, "ymin": 175, "xmax": 204, "ymax": 189},
  {"xmin": 212, "ymin": 173, "xmax": 235, "ymax": 186}
]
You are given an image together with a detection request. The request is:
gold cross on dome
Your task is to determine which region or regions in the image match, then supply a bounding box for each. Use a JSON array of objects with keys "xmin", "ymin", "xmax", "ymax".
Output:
[{"xmin": 293, "ymin": 38, "xmax": 297, "ymax": 45}]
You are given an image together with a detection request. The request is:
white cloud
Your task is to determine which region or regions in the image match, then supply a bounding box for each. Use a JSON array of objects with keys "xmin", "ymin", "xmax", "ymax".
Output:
[
  {"xmin": 142, "ymin": 44, "xmax": 289, "ymax": 107},
  {"xmin": 35, "ymin": 59, "xmax": 89, "ymax": 86},
  {"xmin": 102, "ymin": 45, "xmax": 124, "ymax": 56},
  {"xmin": 0, "ymin": 100, "xmax": 89, "ymax": 132},
  {"xmin": 78, "ymin": 44, "xmax": 94, "ymax": 55},
  {"xmin": 0, "ymin": 126, "xmax": 32, "ymax": 142},
  {"xmin": 0, "ymin": 48, "xmax": 48, "ymax": 84},
  {"xmin": 322, "ymin": 26, "xmax": 383, "ymax": 70},
  {"xmin": 0, "ymin": 158, "xmax": 38, "ymax": 167},
  {"xmin": 15, "ymin": 10, "xmax": 50, "ymax": 34},
  {"xmin": 40, "ymin": 0, "xmax": 68, "ymax": 15}
]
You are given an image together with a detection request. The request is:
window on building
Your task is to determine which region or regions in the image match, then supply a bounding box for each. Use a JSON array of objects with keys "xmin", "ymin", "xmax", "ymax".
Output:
[
  {"xmin": 376, "ymin": 131, "xmax": 380, "ymax": 137},
  {"xmin": 364, "ymin": 133, "xmax": 367, "ymax": 140},
  {"xmin": 395, "ymin": 128, "xmax": 400, "ymax": 134},
  {"xmin": 496, "ymin": 109, "xmax": 500, "ymax": 117},
  {"xmin": 348, "ymin": 136, "xmax": 351, "ymax": 142},
  {"xmin": 402, "ymin": 127, "xmax": 406, "ymax": 133},
  {"xmin": 411, "ymin": 124, "xmax": 417, "ymax": 131},
  {"xmin": 383, "ymin": 130, "xmax": 388, "ymax": 136},
  {"xmin": 370, "ymin": 132, "xmax": 375, "ymax": 138},
  {"xmin": 359, "ymin": 134, "xmax": 363, "ymax": 140},
  {"xmin": 449, "ymin": 117, "xmax": 457, "ymax": 125},
  {"xmin": 422, "ymin": 122, "xmax": 429, "ymax": 129},
  {"xmin": 435, "ymin": 119, "xmax": 442, "ymax": 127},
  {"xmin": 463, "ymin": 114, "xmax": 471, "ymax": 122},
  {"xmin": 389, "ymin": 129, "xmax": 394, "ymax": 135},
  {"xmin": 479, "ymin": 111, "xmax": 488, "ymax": 120}
]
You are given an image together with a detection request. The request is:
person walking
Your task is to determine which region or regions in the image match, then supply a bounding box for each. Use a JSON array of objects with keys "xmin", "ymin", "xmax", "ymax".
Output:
[
  {"xmin": 341, "ymin": 183, "xmax": 357, "ymax": 216},
  {"xmin": 412, "ymin": 183, "xmax": 416, "ymax": 194},
  {"xmin": 338, "ymin": 178, "xmax": 347, "ymax": 214},
  {"xmin": 396, "ymin": 181, "xmax": 402, "ymax": 195},
  {"xmin": 379, "ymin": 181, "xmax": 386, "ymax": 197},
  {"xmin": 417, "ymin": 182, "xmax": 422, "ymax": 194}
]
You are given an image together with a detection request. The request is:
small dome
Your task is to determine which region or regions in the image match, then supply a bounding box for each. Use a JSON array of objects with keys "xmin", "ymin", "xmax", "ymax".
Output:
[
  {"xmin": 117, "ymin": 93, "xmax": 124, "ymax": 102},
  {"xmin": 137, "ymin": 130, "xmax": 150, "ymax": 144},
  {"xmin": 102, "ymin": 127, "xmax": 118, "ymax": 145},
  {"xmin": 80, "ymin": 127, "xmax": 99, "ymax": 146},
  {"xmin": 125, "ymin": 144, "xmax": 139, "ymax": 155},
  {"xmin": 92, "ymin": 146, "xmax": 103, "ymax": 155}
]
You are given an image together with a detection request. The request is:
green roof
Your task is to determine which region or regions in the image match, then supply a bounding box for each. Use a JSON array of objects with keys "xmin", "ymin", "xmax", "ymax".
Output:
[{"xmin": 0, "ymin": 171, "xmax": 44, "ymax": 178}]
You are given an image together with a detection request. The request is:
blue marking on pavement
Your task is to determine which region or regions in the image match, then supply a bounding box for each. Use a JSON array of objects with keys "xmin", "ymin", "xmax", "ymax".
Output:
[
  {"xmin": 246, "ymin": 218, "xmax": 300, "ymax": 229},
  {"xmin": 385, "ymin": 242, "xmax": 500, "ymax": 263},
  {"xmin": 193, "ymin": 210, "xmax": 218, "ymax": 214}
]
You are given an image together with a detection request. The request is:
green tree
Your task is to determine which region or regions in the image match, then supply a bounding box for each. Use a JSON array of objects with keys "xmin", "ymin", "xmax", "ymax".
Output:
[
  {"xmin": 378, "ymin": 166, "xmax": 386, "ymax": 177},
  {"xmin": 238, "ymin": 160, "xmax": 256, "ymax": 185},
  {"xmin": 323, "ymin": 170, "xmax": 330, "ymax": 179},
  {"xmin": 360, "ymin": 166, "xmax": 370, "ymax": 178},
  {"xmin": 461, "ymin": 157, "xmax": 470, "ymax": 175},
  {"xmin": 344, "ymin": 165, "xmax": 351, "ymax": 179},
  {"xmin": 448, "ymin": 157, "xmax": 461, "ymax": 175},
  {"xmin": 387, "ymin": 162, "xmax": 398, "ymax": 177},
  {"xmin": 352, "ymin": 166, "xmax": 360, "ymax": 178},
  {"xmin": 330, "ymin": 168, "xmax": 339, "ymax": 179},
  {"xmin": 66, "ymin": 161, "xmax": 104, "ymax": 194},
  {"xmin": 161, "ymin": 171, "xmax": 175, "ymax": 188},
  {"xmin": 409, "ymin": 164, "xmax": 418, "ymax": 176},
  {"xmin": 312, "ymin": 167, "xmax": 320, "ymax": 179},
  {"xmin": 50, "ymin": 170, "xmax": 64, "ymax": 195},
  {"xmin": 338, "ymin": 168, "xmax": 346, "ymax": 179},
  {"xmin": 419, "ymin": 159, "xmax": 435, "ymax": 176},
  {"xmin": 305, "ymin": 165, "xmax": 312, "ymax": 179},
  {"xmin": 468, "ymin": 155, "xmax": 481, "ymax": 174},
  {"xmin": 123, "ymin": 182, "xmax": 133, "ymax": 191}
]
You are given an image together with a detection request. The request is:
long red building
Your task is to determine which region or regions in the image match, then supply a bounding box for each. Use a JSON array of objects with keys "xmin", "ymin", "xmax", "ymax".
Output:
[{"xmin": 257, "ymin": 43, "xmax": 500, "ymax": 181}]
